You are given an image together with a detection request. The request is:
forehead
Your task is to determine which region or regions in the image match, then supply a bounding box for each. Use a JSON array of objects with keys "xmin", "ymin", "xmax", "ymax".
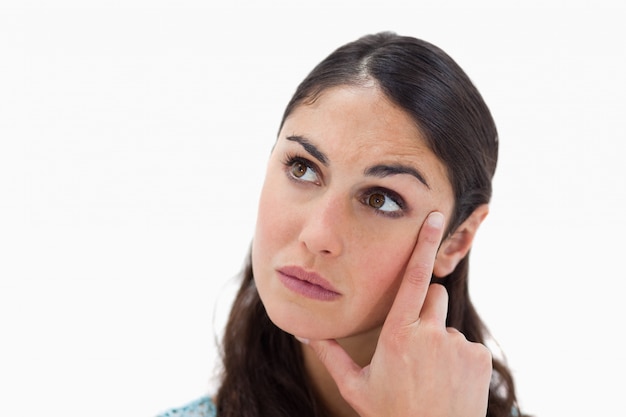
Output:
[
  {"xmin": 283, "ymin": 86, "xmax": 424, "ymax": 153},
  {"xmin": 279, "ymin": 86, "xmax": 450, "ymax": 186}
]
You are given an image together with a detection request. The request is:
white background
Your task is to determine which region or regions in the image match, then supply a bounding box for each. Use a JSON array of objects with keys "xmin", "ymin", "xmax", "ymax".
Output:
[{"xmin": 1, "ymin": 1, "xmax": 624, "ymax": 416}]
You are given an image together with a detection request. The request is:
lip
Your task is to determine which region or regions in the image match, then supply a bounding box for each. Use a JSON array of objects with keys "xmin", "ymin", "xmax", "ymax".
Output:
[{"xmin": 277, "ymin": 265, "xmax": 341, "ymax": 301}]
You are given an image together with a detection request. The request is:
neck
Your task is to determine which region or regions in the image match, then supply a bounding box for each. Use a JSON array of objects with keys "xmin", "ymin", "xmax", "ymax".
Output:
[{"xmin": 301, "ymin": 327, "xmax": 380, "ymax": 417}]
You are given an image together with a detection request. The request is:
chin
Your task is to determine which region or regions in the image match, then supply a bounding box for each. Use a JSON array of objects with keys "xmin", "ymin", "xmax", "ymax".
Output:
[{"xmin": 265, "ymin": 304, "xmax": 348, "ymax": 341}]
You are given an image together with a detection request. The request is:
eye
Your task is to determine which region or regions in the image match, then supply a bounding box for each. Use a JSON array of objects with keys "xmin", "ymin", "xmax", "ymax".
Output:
[
  {"xmin": 291, "ymin": 161, "xmax": 308, "ymax": 178},
  {"xmin": 283, "ymin": 155, "xmax": 320, "ymax": 184},
  {"xmin": 363, "ymin": 189, "xmax": 405, "ymax": 217}
]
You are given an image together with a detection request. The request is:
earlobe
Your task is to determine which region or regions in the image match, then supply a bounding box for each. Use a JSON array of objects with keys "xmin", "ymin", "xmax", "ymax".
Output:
[{"xmin": 433, "ymin": 204, "xmax": 489, "ymax": 278}]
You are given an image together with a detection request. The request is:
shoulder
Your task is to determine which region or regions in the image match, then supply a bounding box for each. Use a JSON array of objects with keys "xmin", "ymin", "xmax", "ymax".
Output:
[{"xmin": 156, "ymin": 396, "xmax": 216, "ymax": 417}]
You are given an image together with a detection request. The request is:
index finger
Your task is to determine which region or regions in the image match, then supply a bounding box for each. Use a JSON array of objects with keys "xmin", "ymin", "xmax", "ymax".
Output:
[{"xmin": 384, "ymin": 211, "xmax": 445, "ymax": 328}]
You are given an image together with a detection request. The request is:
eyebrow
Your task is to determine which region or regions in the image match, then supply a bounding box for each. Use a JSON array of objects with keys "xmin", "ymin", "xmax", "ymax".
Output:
[
  {"xmin": 286, "ymin": 134, "xmax": 429, "ymax": 188},
  {"xmin": 365, "ymin": 164, "xmax": 430, "ymax": 189},
  {"xmin": 286, "ymin": 135, "xmax": 329, "ymax": 166}
]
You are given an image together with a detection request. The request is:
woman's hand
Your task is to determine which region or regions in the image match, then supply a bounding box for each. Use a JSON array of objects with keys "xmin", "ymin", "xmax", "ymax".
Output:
[{"xmin": 305, "ymin": 212, "xmax": 492, "ymax": 417}]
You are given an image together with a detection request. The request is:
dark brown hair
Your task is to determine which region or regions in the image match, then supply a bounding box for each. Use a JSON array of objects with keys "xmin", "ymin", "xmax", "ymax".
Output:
[{"xmin": 217, "ymin": 32, "xmax": 525, "ymax": 417}]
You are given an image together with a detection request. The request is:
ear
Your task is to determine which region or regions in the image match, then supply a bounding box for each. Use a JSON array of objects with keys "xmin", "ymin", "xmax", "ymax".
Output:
[{"xmin": 433, "ymin": 204, "xmax": 489, "ymax": 278}]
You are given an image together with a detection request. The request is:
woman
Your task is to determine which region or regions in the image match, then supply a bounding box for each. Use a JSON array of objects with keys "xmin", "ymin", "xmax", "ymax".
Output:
[{"xmin": 159, "ymin": 31, "xmax": 525, "ymax": 417}]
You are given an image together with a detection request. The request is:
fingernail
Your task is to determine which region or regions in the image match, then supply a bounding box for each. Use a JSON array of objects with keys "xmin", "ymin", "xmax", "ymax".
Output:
[
  {"xmin": 427, "ymin": 212, "xmax": 444, "ymax": 229},
  {"xmin": 294, "ymin": 335, "xmax": 309, "ymax": 345}
]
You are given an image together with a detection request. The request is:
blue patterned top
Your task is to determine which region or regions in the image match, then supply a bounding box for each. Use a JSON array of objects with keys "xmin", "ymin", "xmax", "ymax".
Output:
[
  {"xmin": 157, "ymin": 394, "xmax": 522, "ymax": 417},
  {"xmin": 157, "ymin": 396, "xmax": 216, "ymax": 417}
]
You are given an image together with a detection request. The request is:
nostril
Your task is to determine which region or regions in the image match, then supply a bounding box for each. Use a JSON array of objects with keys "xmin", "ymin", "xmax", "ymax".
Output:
[{"xmin": 299, "ymin": 226, "xmax": 342, "ymax": 257}]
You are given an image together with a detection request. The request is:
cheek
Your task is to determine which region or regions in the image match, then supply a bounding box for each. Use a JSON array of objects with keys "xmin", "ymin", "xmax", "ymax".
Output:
[
  {"xmin": 252, "ymin": 180, "xmax": 296, "ymax": 266},
  {"xmin": 253, "ymin": 188, "xmax": 276, "ymax": 262},
  {"xmin": 352, "ymin": 231, "xmax": 417, "ymax": 310}
]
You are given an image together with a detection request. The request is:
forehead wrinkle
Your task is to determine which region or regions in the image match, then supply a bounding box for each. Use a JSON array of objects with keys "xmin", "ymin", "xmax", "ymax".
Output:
[{"xmin": 347, "ymin": 138, "xmax": 439, "ymax": 186}]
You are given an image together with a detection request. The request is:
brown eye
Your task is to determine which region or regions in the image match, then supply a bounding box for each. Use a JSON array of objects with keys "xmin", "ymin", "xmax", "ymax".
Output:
[
  {"xmin": 291, "ymin": 161, "xmax": 307, "ymax": 178},
  {"xmin": 368, "ymin": 193, "xmax": 386, "ymax": 209},
  {"xmin": 362, "ymin": 189, "xmax": 404, "ymax": 217}
]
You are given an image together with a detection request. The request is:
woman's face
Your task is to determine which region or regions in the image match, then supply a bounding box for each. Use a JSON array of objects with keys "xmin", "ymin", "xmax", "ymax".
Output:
[{"xmin": 252, "ymin": 85, "xmax": 454, "ymax": 341}]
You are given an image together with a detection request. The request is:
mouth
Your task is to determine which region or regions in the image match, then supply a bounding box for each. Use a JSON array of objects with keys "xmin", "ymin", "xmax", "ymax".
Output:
[{"xmin": 277, "ymin": 265, "xmax": 341, "ymax": 301}]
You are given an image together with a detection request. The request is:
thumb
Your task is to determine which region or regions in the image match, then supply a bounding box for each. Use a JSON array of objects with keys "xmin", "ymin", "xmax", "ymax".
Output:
[{"xmin": 303, "ymin": 338, "xmax": 363, "ymax": 397}]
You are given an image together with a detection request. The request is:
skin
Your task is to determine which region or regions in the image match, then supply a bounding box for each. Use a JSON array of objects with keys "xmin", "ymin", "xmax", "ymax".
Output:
[{"xmin": 252, "ymin": 85, "xmax": 492, "ymax": 417}]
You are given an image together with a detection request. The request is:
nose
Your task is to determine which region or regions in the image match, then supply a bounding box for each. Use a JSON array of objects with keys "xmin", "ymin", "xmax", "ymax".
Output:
[{"xmin": 298, "ymin": 193, "xmax": 346, "ymax": 257}]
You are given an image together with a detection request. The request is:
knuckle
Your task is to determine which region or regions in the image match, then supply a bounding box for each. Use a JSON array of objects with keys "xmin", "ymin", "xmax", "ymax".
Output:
[
  {"xmin": 387, "ymin": 323, "xmax": 415, "ymax": 348},
  {"xmin": 405, "ymin": 261, "xmax": 432, "ymax": 286},
  {"xmin": 420, "ymin": 318, "xmax": 443, "ymax": 335},
  {"xmin": 472, "ymin": 343, "xmax": 493, "ymax": 369},
  {"xmin": 423, "ymin": 231, "xmax": 441, "ymax": 246}
]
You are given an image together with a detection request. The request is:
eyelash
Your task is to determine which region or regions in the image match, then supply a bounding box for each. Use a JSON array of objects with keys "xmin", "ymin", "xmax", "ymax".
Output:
[{"xmin": 282, "ymin": 153, "xmax": 407, "ymax": 218}]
